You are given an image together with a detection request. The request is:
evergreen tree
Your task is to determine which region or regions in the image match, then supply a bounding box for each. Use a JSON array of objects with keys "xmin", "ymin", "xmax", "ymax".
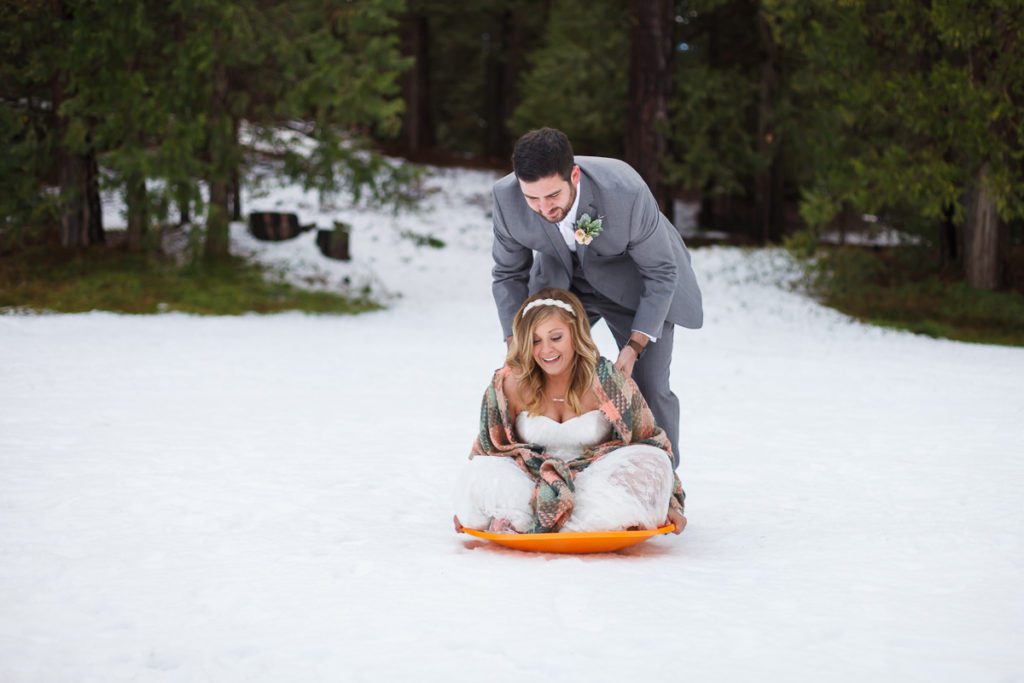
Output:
[
  {"xmin": 159, "ymin": 0, "xmax": 410, "ymax": 259},
  {"xmin": 662, "ymin": 0, "xmax": 798, "ymax": 241},
  {"xmin": 67, "ymin": 0, "xmax": 176, "ymax": 251},
  {"xmin": 510, "ymin": 0, "xmax": 630, "ymax": 156},
  {"xmin": 1, "ymin": 0, "xmax": 106, "ymax": 247},
  {"xmin": 2, "ymin": 0, "xmax": 411, "ymax": 258},
  {"xmin": 398, "ymin": 0, "xmax": 547, "ymax": 160},
  {"xmin": 625, "ymin": 0, "xmax": 674, "ymax": 210},
  {"xmin": 775, "ymin": 0, "xmax": 1024, "ymax": 289}
]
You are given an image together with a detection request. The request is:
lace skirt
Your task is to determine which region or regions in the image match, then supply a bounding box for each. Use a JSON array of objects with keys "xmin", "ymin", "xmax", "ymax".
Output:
[{"xmin": 453, "ymin": 446, "xmax": 675, "ymax": 533}]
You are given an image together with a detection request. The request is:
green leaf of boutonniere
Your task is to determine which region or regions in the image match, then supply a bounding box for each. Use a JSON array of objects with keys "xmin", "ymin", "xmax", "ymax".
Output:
[{"xmin": 573, "ymin": 213, "xmax": 604, "ymax": 245}]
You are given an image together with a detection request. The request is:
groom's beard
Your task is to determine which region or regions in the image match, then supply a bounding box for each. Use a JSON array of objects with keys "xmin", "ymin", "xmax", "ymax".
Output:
[{"xmin": 538, "ymin": 183, "xmax": 577, "ymax": 224}]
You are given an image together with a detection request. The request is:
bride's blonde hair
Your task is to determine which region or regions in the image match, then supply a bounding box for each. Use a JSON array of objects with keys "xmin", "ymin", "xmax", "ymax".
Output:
[{"xmin": 506, "ymin": 288, "xmax": 599, "ymax": 416}]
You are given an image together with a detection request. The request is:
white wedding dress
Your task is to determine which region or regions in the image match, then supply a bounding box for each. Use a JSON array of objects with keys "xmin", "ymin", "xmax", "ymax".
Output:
[{"xmin": 454, "ymin": 410, "xmax": 675, "ymax": 533}]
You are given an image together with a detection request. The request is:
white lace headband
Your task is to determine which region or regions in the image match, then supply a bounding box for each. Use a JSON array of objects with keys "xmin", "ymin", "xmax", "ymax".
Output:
[{"xmin": 523, "ymin": 298, "xmax": 576, "ymax": 316}]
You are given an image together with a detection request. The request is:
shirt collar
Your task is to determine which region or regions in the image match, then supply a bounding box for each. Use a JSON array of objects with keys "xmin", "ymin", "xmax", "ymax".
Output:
[{"xmin": 558, "ymin": 174, "xmax": 583, "ymax": 234}]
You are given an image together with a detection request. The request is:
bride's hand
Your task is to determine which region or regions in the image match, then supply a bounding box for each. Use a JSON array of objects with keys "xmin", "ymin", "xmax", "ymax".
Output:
[
  {"xmin": 453, "ymin": 515, "xmax": 465, "ymax": 533},
  {"xmin": 666, "ymin": 507, "xmax": 687, "ymax": 535}
]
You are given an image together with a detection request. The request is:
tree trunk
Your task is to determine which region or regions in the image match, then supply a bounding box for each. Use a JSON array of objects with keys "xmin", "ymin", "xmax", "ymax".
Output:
[
  {"xmin": 699, "ymin": 190, "xmax": 717, "ymax": 232},
  {"xmin": 661, "ymin": 0, "xmax": 678, "ymax": 215},
  {"xmin": 230, "ymin": 117, "xmax": 242, "ymax": 221},
  {"xmin": 126, "ymin": 173, "xmax": 148, "ymax": 251},
  {"xmin": 204, "ymin": 62, "xmax": 232, "ymax": 260},
  {"xmin": 171, "ymin": 6, "xmax": 193, "ymax": 234},
  {"xmin": 755, "ymin": 4, "xmax": 784, "ymax": 244},
  {"xmin": 965, "ymin": 165, "xmax": 1003, "ymax": 290},
  {"xmin": 206, "ymin": 178, "xmax": 230, "ymax": 259},
  {"xmin": 625, "ymin": 0, "xmax": 672, "ymax": 211},
  {"xmin": 483, "ymin": 7, "xmax": 529, "ymax": 160},
  {"xmin": 231, "ymin": 167, "xmax": 242, "ymax": 222},
  {"xmin": 503, "ymin": 6, "xmax": 525, "ymax": 146},
  {"xmin": 940, "ymin": 202, "xmax": 959, "ymax": 268},
  {"xmin": 483, "ymin": 10, "xmax": 514, "ymax": 159},
  {"xmin": 53, "ymin": 70, "xmax": 104, "ymax": 248},
  {"xmin": 176, "ymin": 183, "xmax": 192, "ymax": 225},
  {"xmin": 400, "ymin": 12, "xmax": 434, "ymax": 156},
  {"xmin": 57, "ymin": 147, "xmax": 104, "ymax": 248}
]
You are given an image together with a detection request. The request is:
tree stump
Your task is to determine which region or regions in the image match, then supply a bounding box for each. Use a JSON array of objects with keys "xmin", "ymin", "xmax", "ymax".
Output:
[
  {"xmin": 316, "ymin": 221, "xmax": 351, "ymax": 261},
  {"xmin": 248, "ymin": 212, "xmax": 301, "ymax": 241}
]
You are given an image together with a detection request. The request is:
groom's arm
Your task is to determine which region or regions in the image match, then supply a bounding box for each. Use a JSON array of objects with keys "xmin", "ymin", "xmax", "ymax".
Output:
[
  {"xmin": 625, "ymin": 189, "xmax": 680, "ymax": 339},
  {"xmin": 491, "ymin": 188, "xmax": 532, "ymax": 339}
]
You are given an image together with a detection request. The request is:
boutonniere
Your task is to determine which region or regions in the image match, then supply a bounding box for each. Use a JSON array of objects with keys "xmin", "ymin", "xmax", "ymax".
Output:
[{"xmin": 573, "ymin": 213, "xmax": 604, "ymax": 245}]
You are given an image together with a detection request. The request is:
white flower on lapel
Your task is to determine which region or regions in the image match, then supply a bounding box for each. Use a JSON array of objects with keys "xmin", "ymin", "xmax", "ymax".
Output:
[{"xmin": 573, "ymin": 213, "xmax": 604, "ymax": 246}]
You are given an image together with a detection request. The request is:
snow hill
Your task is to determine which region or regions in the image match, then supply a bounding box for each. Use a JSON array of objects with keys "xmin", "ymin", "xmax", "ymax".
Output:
[{"xmin": 2, "ymin": 166, "xmax": 1022, "ymax": 682}]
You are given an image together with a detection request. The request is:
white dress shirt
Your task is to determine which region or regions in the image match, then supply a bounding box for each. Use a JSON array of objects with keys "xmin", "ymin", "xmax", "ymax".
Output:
[{"xmin": 555, "ymin": 176, "xmax": 583, "ymax": 252}]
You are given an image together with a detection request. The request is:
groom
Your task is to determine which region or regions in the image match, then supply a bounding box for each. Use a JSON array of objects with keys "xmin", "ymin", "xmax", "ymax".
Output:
[{"xmin": 490, "ymin": 127, "xmax": 703, "ymax": 467}]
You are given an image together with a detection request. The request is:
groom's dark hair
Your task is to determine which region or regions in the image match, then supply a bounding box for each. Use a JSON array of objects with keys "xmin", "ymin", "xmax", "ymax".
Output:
[{"xmin": 512, "ymin": 128, "xmax": 574, "ymax": 182}]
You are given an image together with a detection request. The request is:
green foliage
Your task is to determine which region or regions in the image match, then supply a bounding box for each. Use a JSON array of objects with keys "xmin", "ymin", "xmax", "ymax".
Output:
[
  {"xmin": 787, "ymin": 244, "xmax": 1024, "ymax": 346},
  {"xmin": 0, "ymin": 0, "xmax": 413, "ymax": 252},
  {"xmin": 773, "ymin": 0, "xmax": 1024, "ymax": 231},
  {"xmin": 510, "ymin": 0, "xmax": 629, "ymax": 155},
  {"xmin": 781, "ymin": 228, "xmax": 819, "ymax": 261},
  {"xmin": 0, "ymin": 247, "xmax": 378, "ymax": 315},
  {"xmin": 0, "ymin": 105, "xmax": 59, "ymax": 243},
  {"xmin": 664, "ymin": 62, "xmax": 760, "ymax": 196},
  {"xmin": 277, "ymin": 132, "xmax": 423, "ymax": 211},
  {"xmin": 0, "ymin": 1, "xmax": 62, "ymax": 237},
  {"xmin": 250, "ymin": 0, "xmax": 410, "ymax": 168},
  {"xmin": 664, "ymin": 0, "xmax": 763, "ymax": 197},
  {"xmin": 411, "ymin": 0, "xmax": 549, "ymax": 157},
  {"xmin": 399, "ymin": 229, "xmax": 445, "ymax": 248}
]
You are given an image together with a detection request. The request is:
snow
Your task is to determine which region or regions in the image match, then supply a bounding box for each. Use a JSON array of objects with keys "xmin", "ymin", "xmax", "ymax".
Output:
[{"xmin": 2, "ymin": 166, "xmax": 1023, "ymax": 682}]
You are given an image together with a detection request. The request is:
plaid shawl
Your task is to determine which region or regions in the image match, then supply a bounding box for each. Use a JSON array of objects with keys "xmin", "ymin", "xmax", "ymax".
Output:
[{"xmin": 470, "ymin": 356, "xmax": 685, "ymax": 533}]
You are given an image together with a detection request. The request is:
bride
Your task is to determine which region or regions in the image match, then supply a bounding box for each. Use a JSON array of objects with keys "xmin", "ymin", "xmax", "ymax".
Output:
[{"xmin": 454, "ymin": 288, "xmax": 686, "ymax": 535}]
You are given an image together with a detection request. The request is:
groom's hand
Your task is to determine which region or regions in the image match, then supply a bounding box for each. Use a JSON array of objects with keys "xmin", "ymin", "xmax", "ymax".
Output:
[
  {"xmin": 614, "ymin": 346, "xmax": 638, "ymax": 377},
  {"xmin": 614, "ymin": 332, "xmax": 648, "ymax": 377}
]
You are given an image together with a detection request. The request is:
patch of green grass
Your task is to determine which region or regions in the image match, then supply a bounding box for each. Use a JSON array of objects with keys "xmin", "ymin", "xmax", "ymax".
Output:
[
  {"xmin": 400, "ymin": 229, "xmax": 446, "ymax": 249},
  {"xmin": 790, "ymin": 244, "xmax": 1024, "ymax": 346},
  {"xmin": 0, "ymin": 246, "xmax": 378, "ymax": 315},
  {"xmin": 826, "ymin": 278, "xmax": 1024, "ymax": 346}
]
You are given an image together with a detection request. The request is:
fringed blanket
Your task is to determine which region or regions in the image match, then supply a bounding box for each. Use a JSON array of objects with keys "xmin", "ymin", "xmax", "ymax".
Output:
[{"xmin": 470, "ymin": 356, "xmax": 685, "ymax": 533}]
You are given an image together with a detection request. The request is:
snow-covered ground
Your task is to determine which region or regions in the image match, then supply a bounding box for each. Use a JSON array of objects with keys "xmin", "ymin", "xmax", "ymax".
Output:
[{"xmin": 2, "ymin": 166, "xmax": 1023, "ymax": 682}]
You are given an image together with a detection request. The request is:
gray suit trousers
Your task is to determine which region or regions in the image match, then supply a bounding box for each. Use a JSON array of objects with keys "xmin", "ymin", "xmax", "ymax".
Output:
[{"xmin": 572, "ymin": 285, "xmax": 680, "ymax": 469}]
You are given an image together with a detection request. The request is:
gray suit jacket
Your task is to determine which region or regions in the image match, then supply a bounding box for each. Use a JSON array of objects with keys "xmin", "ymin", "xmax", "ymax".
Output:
[{"xmin": 491, "ymin": 155, "xmax": 703, "ymax": 339}]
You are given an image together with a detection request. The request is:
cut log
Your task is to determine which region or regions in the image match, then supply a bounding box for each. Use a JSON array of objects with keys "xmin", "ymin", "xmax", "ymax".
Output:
[
  {"xmin": 248, "ymin": 212, "xmax": 301, "ymax": 241},
  {"xmin": 316, "ymin": 222, "xmax": 351, "ymax": 261}
]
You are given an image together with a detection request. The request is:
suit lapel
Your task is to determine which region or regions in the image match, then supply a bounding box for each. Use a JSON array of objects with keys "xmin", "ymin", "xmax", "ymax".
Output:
[{"xmin": 574, "ymin": 169, "xmax": 599, "ymax": 268}]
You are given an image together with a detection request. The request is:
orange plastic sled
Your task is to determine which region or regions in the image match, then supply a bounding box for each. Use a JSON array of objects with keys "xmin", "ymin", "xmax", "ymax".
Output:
[{"xmin": 461, "ymin": 524, "xmax": 675, "ymax": 554}]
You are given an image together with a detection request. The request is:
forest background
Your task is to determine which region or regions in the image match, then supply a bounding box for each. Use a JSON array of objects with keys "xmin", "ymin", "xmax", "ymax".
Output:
[{"xmin": 2, "ymin": 0, "xmax": 1023, "ymax": 343}]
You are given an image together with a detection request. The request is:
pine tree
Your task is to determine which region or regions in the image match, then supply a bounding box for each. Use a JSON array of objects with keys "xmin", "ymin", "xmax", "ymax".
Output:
[
  {"xmin": 152, "ymin": 0, "xmax": 409, "ymax": 259},
  {"xmin": 396, "ymin": 0, "xmax": 547, "ymax": 160},
  {"xmin": 511, "ymin": 0, "xmax": 630, "ymax": 156},
  {"xmin": 1, "ymin": 0, "xmax": 106, "ymax": 247},
  {"xmin": 2, "ymin": 0, "xmax": 411, "ymax": 258},
  {"xmin": 625, "ymin": 0, "xmax": 674, "ymax": 210},
  {"xmin": 662, "ymin": 0, "xmax": 775, "ymax": 238},
  {"xmin": 774, "ymin": 0, "xmax": 1024, "ymax": 289}
]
